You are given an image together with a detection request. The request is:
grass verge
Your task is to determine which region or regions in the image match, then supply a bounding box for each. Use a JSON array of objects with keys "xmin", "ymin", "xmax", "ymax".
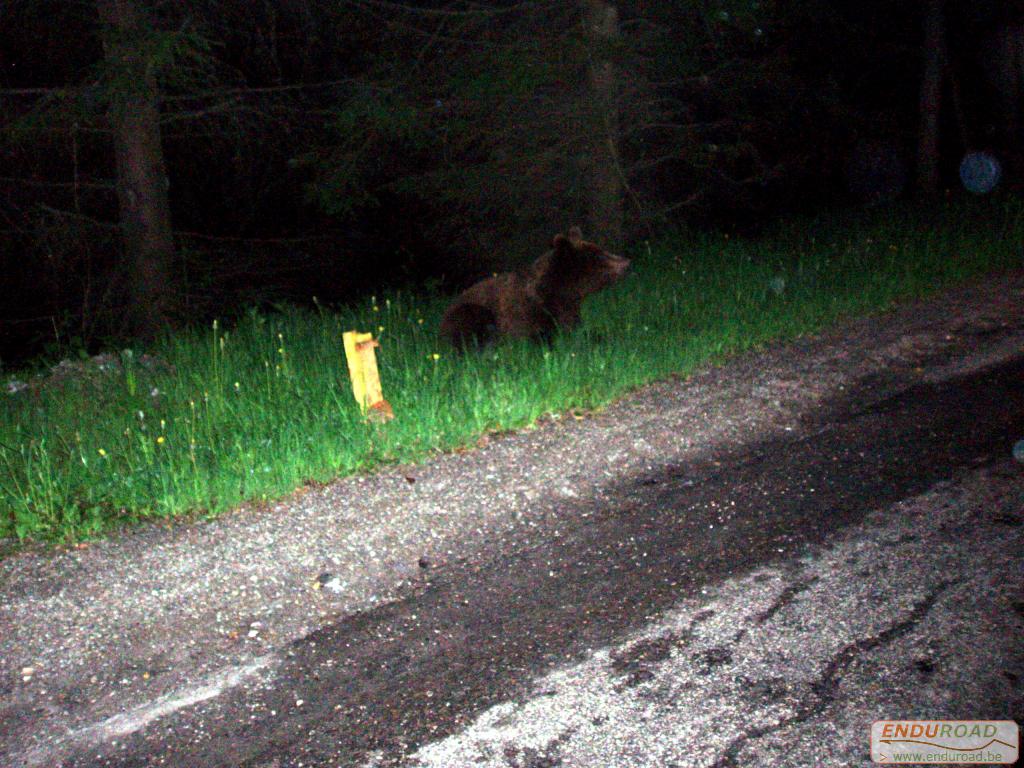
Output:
[{"xmin": 2, "ymin": 196, "xmax": 1022, "ymax": 543}]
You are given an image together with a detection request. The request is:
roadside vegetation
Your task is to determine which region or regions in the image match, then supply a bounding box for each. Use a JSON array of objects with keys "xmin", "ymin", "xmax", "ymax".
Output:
[{"xmin": 2, "ymin": 197, "xmax": 1022, "ymax": 543}]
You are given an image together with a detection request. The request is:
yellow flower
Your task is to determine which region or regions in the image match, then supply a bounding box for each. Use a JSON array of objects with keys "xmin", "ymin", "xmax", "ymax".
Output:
[
  {"xmin": 417, "ymin": 318, "xmax": 424, "ymax": 325},
  {"xmin": 234, "ymin": 381, "xmax": 241, "ymax": 391},
  {"xmin": 431, "ymin": 353, "xmax": 440, "ymax": 361},
  {"xmin": 377, "ymin": 326, "xmax": 384, "ymax": 333},
  {"xmin": 97, "ymin": 448, "xmax": 107, "ymax": 457},
  {"xmin": 156, "ymin": 436, "xmax": 165, "ymax": 445}
]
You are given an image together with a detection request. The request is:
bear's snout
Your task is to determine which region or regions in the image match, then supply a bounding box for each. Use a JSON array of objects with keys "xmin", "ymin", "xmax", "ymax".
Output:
[{"xmin": 606, "ymin": 254, "xmax": 631, "ymax": 276}]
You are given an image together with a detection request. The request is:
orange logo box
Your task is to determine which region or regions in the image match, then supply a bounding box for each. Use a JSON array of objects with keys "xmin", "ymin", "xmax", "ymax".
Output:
[{"xmin": 871, "ymin": 720, "xmax": 1018, "ymax": 764}]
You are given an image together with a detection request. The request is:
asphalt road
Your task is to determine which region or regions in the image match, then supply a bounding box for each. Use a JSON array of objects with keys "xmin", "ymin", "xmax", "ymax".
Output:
[{"xmin": 48, "ymin": 353, "xmax": 1024, "ymax": 767}]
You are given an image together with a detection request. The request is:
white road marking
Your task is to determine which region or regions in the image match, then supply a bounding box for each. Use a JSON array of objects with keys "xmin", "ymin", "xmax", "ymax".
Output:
[{"xmin": 20, "ymin": 656, "xmax": 276, "ymax": 768}]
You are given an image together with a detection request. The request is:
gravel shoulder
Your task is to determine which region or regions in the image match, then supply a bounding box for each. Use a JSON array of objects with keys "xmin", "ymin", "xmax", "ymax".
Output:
[{"xmin": 1, "ymin": 270, "xmax": 1023, "ymax": 766}]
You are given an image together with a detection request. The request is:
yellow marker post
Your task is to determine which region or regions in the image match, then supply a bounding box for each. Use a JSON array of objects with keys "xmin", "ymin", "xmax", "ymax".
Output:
[{"xmin": 342, "ymin": 331, "xmax": 394, "ymax": 422}]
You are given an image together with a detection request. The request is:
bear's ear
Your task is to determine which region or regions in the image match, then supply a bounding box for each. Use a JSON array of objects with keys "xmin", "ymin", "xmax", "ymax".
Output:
[
  {"xmin": 552, "ymin": 233, "xmax": 571, "ymax": 251},
  {"xmin": 567, "ymin": 226, "xmax": 583, "ymax": 244}
]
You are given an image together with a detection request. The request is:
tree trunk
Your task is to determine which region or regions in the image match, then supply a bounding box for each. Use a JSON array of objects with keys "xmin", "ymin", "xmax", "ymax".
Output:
[
  {"xmin": 916, "ymin": 0, "xmax": 945, "ymax": 195},
  {"xmin": 987, "ymin": 24, "xmax": 1024, "ymax": 173},
  {"xmin": 96, "ymin": 0, "xmax": 175, "ymax": 340},
  {"xmin": 581, "ymin": 0, "xmax": 623, "ymax": 251}
]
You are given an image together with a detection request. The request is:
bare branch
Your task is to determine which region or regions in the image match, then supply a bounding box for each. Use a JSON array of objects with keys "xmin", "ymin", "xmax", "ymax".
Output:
[
  {"xmin": 648, "ymin": 192, "xmax": 703, "ymax": 218},
  {"xmin": 36, "ymin": 204, "xmax": 120, "ymax": 230},
  {"xmin": 0, "ymin": 176, "xmax": 115, "ymax": 190},
  {"xmin": 0, "ymin": 86, "xmax": 87, "ymax": 96},
  {"xmin": 160, "ymin": 78, "xmax": 387, "ymax": 103},
  {"xmin": 340, "ymin": 0, "xmax": 549, "ymax": 18},
  {"xmin": 158, "ymin": 98, "xmax": 249, "ymax": 125}
]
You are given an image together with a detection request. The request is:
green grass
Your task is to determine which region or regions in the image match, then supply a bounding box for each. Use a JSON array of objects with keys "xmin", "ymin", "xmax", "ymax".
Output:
[{"xmin": 2, "ymin": 196, "xmax": 1022, "ymax": 543}]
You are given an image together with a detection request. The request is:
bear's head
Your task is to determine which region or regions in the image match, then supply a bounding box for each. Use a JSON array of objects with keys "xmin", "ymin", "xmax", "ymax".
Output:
[{"xmin": 542, "ymin": 226, "xmax": 631, "ymax": 300}]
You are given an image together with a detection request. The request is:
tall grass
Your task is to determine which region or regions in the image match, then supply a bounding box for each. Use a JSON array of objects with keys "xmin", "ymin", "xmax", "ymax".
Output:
[{"xmin": 2, "ymin": 197, "xmax": 1022, "ymax": 542}]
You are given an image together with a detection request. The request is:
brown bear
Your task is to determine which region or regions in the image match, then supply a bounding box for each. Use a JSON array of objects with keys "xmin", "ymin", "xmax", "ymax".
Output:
[{"xmin": 440, "ymin": 227, "xmax": 631, "ymax": 347}]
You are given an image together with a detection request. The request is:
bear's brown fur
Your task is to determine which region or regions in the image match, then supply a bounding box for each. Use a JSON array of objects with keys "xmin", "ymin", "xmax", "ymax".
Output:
[{"xmin": 440, "ymin": 227, "xmax": 630, "ymax": 347}]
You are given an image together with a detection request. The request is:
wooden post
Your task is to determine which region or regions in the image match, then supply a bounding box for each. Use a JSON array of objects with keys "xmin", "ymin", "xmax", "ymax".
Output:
[{"xmin": 343, "ymin": 331, "xmax": 394, "ymax": 422}]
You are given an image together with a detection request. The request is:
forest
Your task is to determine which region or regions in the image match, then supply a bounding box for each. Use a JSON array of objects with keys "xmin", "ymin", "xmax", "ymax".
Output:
[{"xmin": 2, "ymin": 0, "xmax": 1020, "ymax": 361}]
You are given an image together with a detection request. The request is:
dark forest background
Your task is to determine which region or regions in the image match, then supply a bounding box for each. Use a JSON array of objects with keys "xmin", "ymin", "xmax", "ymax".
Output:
[{"xmin": 2, "ymin": 0, "xmax": 1022, "ymax": 364}]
